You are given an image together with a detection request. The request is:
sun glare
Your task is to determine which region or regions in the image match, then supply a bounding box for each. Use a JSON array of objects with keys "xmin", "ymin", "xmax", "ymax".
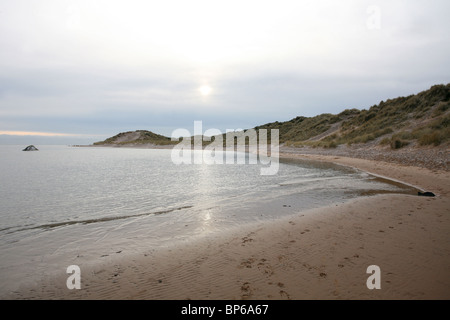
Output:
[{"xmin": 199, "ymin": 85, "xmax": 212, "ymax": 96}]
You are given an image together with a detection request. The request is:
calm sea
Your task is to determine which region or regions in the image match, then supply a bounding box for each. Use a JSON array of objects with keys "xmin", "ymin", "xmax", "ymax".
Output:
[{"xmin": 0, "ymin": 145, "xmax": 415, "ymax": 296}]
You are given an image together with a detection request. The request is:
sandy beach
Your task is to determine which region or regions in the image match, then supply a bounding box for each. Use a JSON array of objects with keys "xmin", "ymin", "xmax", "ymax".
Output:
[{"xmin": 5, "ymin": 152, "xmax": 450, "ymax": 300}]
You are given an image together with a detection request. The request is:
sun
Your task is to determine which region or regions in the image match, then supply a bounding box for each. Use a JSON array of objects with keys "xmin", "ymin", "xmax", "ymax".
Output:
[{"xmin": 199, "ymin": 85, "xmax": 212, "ymax": 96}]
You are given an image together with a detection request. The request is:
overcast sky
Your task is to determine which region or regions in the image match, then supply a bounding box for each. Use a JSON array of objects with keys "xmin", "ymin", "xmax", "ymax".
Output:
[{"xmin": 0, "ymin": 0, "xmax": 449, "ymax": 144}]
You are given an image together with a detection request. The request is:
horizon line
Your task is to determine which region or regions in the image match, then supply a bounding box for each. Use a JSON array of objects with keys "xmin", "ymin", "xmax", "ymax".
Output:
[{"xmin": 0, "ymin": 131, "xmax": 106, "ymax": 137}]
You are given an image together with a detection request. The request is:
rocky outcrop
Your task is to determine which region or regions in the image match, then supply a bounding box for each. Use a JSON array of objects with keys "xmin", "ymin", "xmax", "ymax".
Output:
[
  {"xmin": 22, "ymin": 145, "xmax": 38, "ymax": 151},
  {"xmin": 418, "ymin": 191, "xmax": 436, "ymax": 197}
]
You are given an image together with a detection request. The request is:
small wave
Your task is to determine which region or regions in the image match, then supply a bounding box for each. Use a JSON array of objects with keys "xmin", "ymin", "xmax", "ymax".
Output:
[
  {"xmin": 0, "ymin": 223, "xmax": 34, "ymax": 233},
  {"xmin": 5, "ymin": 205, "xmax": 193, "ymax": 234},
  {"xmin": 279, "ymin": 176, "xmax": 344, "ymax": 186},
  {"xmin": 0, "ymin": 226, "xmax": 15, "ymax": 232}
]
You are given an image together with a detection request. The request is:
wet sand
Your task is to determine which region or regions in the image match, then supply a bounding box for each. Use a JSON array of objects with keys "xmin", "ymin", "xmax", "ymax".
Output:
[{"xmin": 5, "ymin": 154, "xmax": 450, "ymax": 299}]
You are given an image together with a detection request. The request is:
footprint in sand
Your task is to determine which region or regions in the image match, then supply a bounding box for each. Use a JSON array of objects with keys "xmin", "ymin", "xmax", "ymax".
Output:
[
  {"xmin": 241, "ymin": 235, "xmax": 254, "ymax": 246},
  {"xmin": 239, "ymin": 258, "xmax": 256, "ymax": 269},
  {"xmin": 303, "ymin": 263, "xmax": 313, "ymax": 271},
  {"xmin": 257, "ymin": 260, "xmax": 274, "ymax": 276},
  {"xmin": 279, "ymin": 290, "xmax": 291, "ymax": 299},
  {"xmin": 241, "ymin": 282, "xmax": 252, "ymax": 299}
]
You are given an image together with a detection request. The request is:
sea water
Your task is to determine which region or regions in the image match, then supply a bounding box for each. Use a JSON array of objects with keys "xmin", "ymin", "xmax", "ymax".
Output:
[{"xmin": 0, "ymin": 145, "xmax": 416, "ymax": 296}]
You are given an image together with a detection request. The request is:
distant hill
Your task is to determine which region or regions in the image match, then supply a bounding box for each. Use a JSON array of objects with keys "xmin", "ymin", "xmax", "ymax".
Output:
[
  {"xmin": 94, "ymin": 84, "xmax": 449, "ymax": 149},
  {"xmin": 93, "ymin": 130, "xmax": 176, "ymax": 146}
]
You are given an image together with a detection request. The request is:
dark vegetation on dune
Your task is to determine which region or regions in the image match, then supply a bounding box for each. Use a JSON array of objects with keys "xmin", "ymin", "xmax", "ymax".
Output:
[{"xmin": 95, "ymin": 84, "xmax": 450, "ymax": 150}]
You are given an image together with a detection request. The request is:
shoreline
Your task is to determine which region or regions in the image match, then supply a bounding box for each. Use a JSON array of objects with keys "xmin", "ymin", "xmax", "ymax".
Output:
[
  {"xmin": 75, "ymin": 143, "xmax": 449, "ymax": 171},
  {"xmin": 278, "ymin": 152, "xmax": 449, "ymax": 197},
  {"xmin": 5, "ymin": 151, "xmax": 450, "ymax": 299}
]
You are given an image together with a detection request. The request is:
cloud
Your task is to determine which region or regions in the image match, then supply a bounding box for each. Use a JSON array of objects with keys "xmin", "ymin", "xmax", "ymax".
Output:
[
  {"xmin": 0, "ymin": 0, "xmax": 449, "ymax": 143},
  {"xmin": 0, "ymin": 131, "xmax": 82, "ymax": 137}
]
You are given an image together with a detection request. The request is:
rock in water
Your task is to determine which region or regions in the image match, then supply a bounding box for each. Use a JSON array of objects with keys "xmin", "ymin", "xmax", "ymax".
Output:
[
  {"xmin": 22, "ymin": 145, "xmax": 38, "ymax": 151},
  {"xmin": 418, "ymin": 191, "xmax": 435, "ymax": 197}
]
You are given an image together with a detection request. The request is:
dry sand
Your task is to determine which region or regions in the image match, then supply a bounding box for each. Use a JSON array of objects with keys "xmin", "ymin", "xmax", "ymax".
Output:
[{"xmin": 6, "ymin": 154, "xmax": 450, "ymax": 300}]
